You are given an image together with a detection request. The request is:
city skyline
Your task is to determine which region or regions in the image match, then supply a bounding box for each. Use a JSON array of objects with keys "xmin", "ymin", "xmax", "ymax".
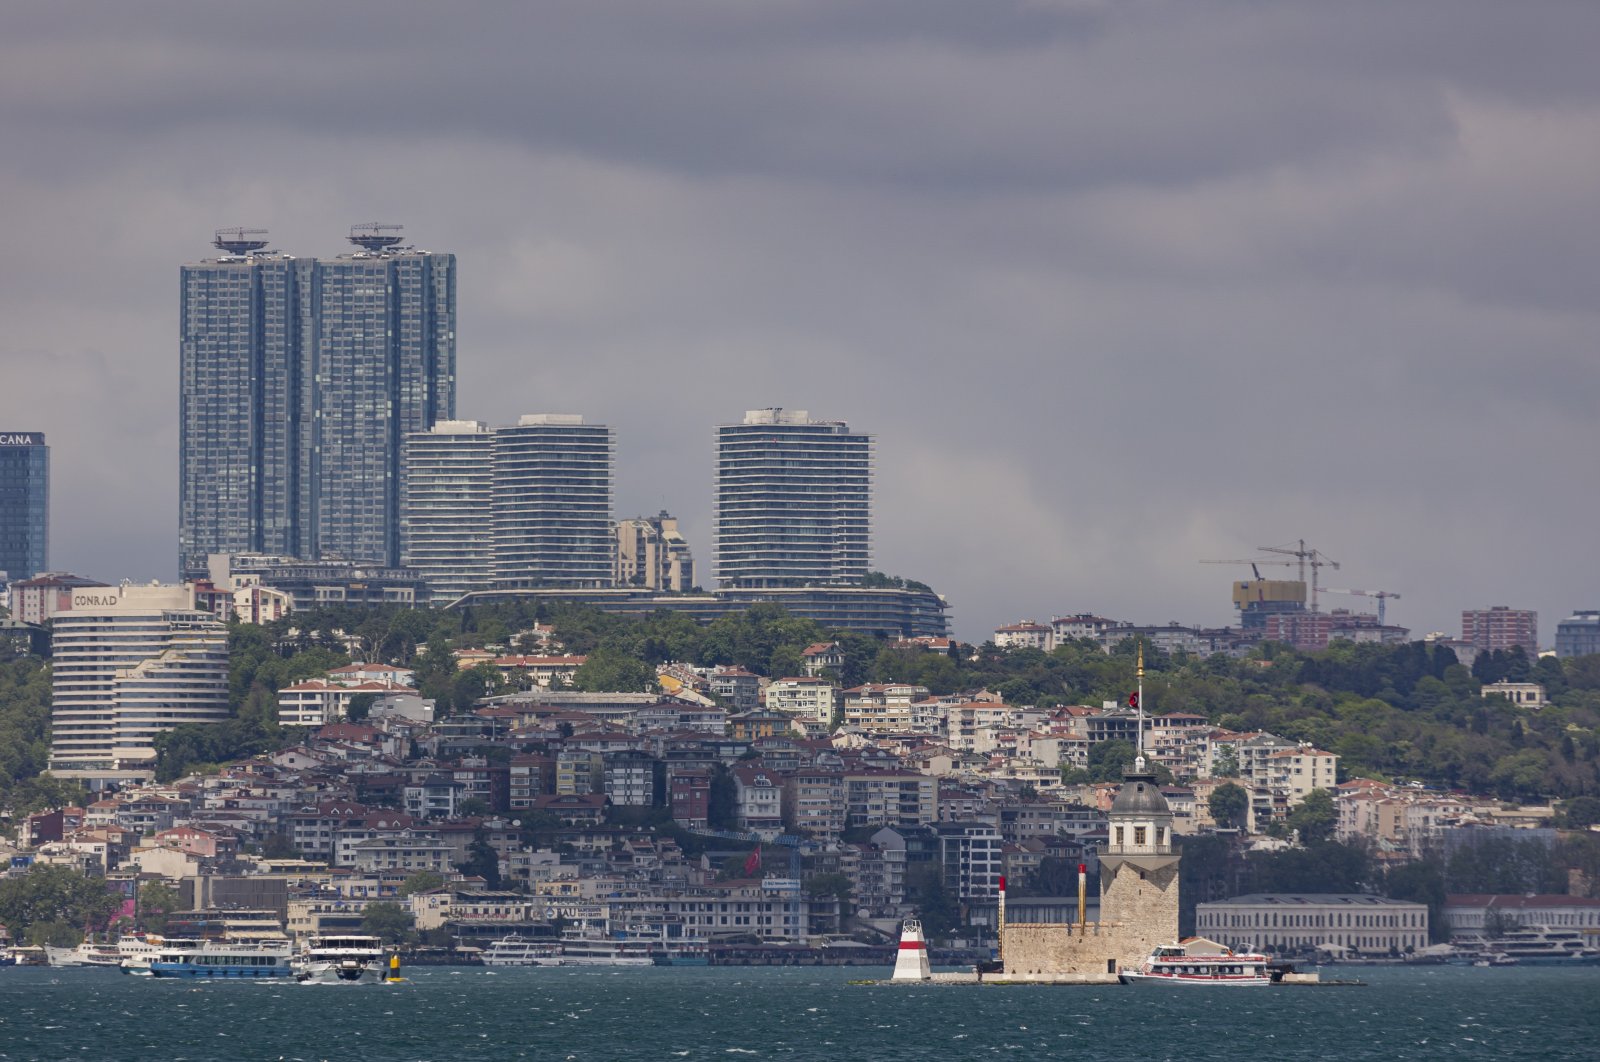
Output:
[{"xmin": 2, "ymin": 4, "xmax": 1597, "ymax": 643}]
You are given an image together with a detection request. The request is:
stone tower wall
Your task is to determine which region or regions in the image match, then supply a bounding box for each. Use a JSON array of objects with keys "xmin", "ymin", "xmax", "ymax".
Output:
[{"xmin": 1100, "ymin": 861, "xmax": 1180, "ymax": 964}]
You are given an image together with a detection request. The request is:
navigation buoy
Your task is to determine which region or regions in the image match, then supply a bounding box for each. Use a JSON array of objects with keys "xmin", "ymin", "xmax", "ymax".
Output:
[
  {"xmin": 386, "ymin": 953, "xmax": 405, "ymax": 983},
  {"xmin": 892, "ymin": 918, "xmax": 931, "ymax": 981}
]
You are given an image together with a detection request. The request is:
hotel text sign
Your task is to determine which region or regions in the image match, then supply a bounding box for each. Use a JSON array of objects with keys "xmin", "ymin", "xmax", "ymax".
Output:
[{"xmin": 0, "ymin": 433, "xmax": 45, "ymax": 446}]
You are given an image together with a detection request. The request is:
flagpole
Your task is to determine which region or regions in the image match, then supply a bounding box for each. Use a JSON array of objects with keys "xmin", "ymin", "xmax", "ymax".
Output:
[{"xmin": 1135, "ymin": 639, "xmax": 1145, "ymax": 772}]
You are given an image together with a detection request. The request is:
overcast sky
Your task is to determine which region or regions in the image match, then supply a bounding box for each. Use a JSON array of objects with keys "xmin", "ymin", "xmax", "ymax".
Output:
[{"xmin": 2, "ymin": 2, "xmax": 1597, "ymax": 645}]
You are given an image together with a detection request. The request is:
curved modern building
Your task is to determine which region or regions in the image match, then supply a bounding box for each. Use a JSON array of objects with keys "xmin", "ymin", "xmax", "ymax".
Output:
[
  {"xmin": 492, "ymin": 415, "xmax": 615, "ymax": 589},
  {"xmin": 48, "ymin": 583, "xmax": 229, "ymax": 782},
  {"xmin": 715, "ymin": 409, "xmax": 871, "ymax": 588}
]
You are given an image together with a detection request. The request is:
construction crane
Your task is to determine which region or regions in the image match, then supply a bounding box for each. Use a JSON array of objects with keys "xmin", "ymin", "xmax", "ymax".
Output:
[
  {"xmin": 1256, "ymin": 540, "xmax": 1340, "ymax": 612},
  {"xmin": 1322, "ymin": 588, "xmax": 1401, "ymax": 625}
]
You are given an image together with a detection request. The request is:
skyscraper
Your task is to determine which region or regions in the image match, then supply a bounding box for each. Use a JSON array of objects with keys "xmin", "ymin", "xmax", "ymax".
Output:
[
  {"xmin": 48, "ymin": 582, "xmax": 228, "ymax": 780},
  {"xmin": 401, "ymin": 420, "xmax": 495, "ymax": 604},
  {"xmin": 492, "ymin": 415, "xmax": 615, "ymax": 589},
  {"xmin": 179, "ymin": 226, "xmax": 455, "ymax": 574},
  {"xmin": 714, "ymin": 408, "xmax": 871, "ymax": 588},
  {"xmin": 0, "ymin": 431, "xmax": 48, "ymax": 582}
]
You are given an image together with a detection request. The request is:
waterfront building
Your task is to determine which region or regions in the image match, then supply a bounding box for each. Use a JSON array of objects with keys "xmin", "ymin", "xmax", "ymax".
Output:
[
  {"xmin": 614, "ymin": 512, "xmax": 696, "ymax": 591},
  {"xmin": 1442, "ymin": 894, "xmax": 1600, "ymax": 941},
  {"xmin": 1555, "ymin": 610, "xmax": 1600, "ymax": 659},
  {"xmin": 400, "ymin": 420, "xmax": 495, "ymax": 603},
  {"xmin": 0, "ymin": 431, "xmax": 48, "ymax": 582},
  {"xmin": 492, "ymin": 415, "xmax": 615, "ymax": 589},
  {"xmin": 1195, "ymin": 894, "xmax": 1429, "ymax": 955},
  {"xmin": 179, "ymin": 226, "xmax": 455, "ymax": 574},
  {"xmin": 48, "ymin": 582, "xmax": 229, "ymax": 782},
  {"xmin": 1461, "ymin": 606, "xmax": 1538, "ymax": 656},
  {"xmin": 714, "ymin": 408, "xmax": 871, "ymax": 588}
]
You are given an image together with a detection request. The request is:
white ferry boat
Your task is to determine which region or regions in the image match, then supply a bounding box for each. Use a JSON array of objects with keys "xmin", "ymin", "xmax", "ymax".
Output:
[
  {"xmin": 44, "ymin": 941, "xmax": 124, "ymax": 968},
  {"xmin": 1119, "ymin": 940, "xmax": 1271, "ymax": 986},
  {"xmin": 481, "ymin": 936, "xmax": 563, "ymax": 967},
  {"xmin": 552, "ymin": 931, "xmax": 654, "ymax": 967},
  {"xmin": 1478, "ymin": 928, "xmax": 1600, "ymax": 965},
  {"xmin": 295, "ymin": 934, "xmax": 388, "ymax": 984},
  {"xmin": 136, "ymin": 939, "xmax": 296, "ymax": 980}
]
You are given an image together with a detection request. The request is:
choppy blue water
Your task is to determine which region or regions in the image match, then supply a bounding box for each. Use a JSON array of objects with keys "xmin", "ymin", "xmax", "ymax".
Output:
[{"xmin": 0, "ymin": 964, "xmax": 1595, "ymax": 1061}]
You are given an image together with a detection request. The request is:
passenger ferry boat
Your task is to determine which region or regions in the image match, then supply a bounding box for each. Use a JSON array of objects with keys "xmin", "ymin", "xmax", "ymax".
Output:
[
  {"xmin": 551, "ymin": 931, "xmax": 654, "ymax": 966},
  {"xmin": 44, "ymin": 941, "xmax": 124, "ymax": 968},
  {"xmin": 133, "ymin": 939, "xmax": 296, "ymax": 979},
  {"xmin": 481, "ymin": 936, "xmax": 563, "ymax": 967},
  {"xmin": 295, "ymin": 934, "xmax": 388, "ymax": 984},
  {"xmin": 1119, "ymin": 940, "xmax": 1271, "ymax": 986},
  {"xmin": 1477, "ymin": 928, "xmax": 1600, "ymax": 965}
]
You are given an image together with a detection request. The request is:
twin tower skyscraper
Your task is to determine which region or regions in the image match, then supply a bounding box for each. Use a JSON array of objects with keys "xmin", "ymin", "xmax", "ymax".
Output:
[
  {"xmin": 180, "ymin": 228, "xmax": 873, "ymax": 596},
  {"xmin": 179, "ymin": 226, "xmax": 455, "ymax": 576}
]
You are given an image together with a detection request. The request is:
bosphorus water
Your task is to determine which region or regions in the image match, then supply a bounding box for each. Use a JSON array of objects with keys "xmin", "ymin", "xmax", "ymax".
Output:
[{"xmin": 0, "ymin": 964, "xmax": 1595, "ymax": 1061}]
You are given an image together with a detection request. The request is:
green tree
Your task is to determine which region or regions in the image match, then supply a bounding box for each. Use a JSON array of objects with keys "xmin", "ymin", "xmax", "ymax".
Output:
[
  {"xmin": 904, "ymin": 864, "xmax": 958, "ymax": 939},
  {"xmin": 398, "ymin": 870, "xmax": 446, "ymax": 897},
  {"xmin": 803, "ymin": 872, "xmax": 855, "ymax": 918},
  {"xmin": 1208, "ymin": 782, "xmax": 1249, "ymax": 830},
  {"xmin": 571, "ymin": 646, "xmax": 657, "ymax": 693},
  {"xmin": 137, "ymin": 880, "xmax": 180, "ymax": 933},
  {"xmin": 456, "ymin": 825, "xmax": 502, "ymax": 889},
  {"xmin": 1384, "ymin": 859, "xmax": 1449, "ymax": 942},
  {"xmin": 345, "ymin": 692, "xmax": 378, "ymax": 723},
  {"xmin": 1287, "ymin": 789, "xmax": 1337, "ymax": 846},
  {"xmin": 707, "ymin": 767, "xmax": 737, "ymax": 830},
  {"xmin": 360, "ymin": 901, "xmax": 415, "ymax": 945},
  {"xmin": 0, "ymin": 864, "xmax": 121, "ymax": 939}
]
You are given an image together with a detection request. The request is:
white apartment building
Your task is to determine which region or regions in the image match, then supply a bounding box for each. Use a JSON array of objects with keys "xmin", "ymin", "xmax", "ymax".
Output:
[
  {"xmin": 1260, "ymin": 746, "xmax": 1339, "ymax": 804},
  {"xmin": 765, "ymin": 677, "xmax": 838, "ymax": 725},
  {"xmin": 993, "ymin": 621, "xmax": 1051, "ymax": 650},
  {"xmin": 714, "ymin": 409, "xmax": 871, "ymax": 588},
  {"xmin": 277, "ymin": 679, "xmax": 414, "ymax": 728},
  {"xmin": 842, "ymin": 683, "xmax": 929, "ymax": 733},
  {"xmin": 49, "ymin": 582, "xmax": 229, "ymax": 781},
  {"xmin": 400, "ymin": 420, "xmax": 495, "ymax": 603}
]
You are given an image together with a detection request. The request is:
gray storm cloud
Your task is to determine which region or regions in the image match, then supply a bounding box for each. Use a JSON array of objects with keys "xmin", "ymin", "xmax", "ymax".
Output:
[{"xmin": 1, "ymin": 1, "xmax": 1596, "ymax": 641}]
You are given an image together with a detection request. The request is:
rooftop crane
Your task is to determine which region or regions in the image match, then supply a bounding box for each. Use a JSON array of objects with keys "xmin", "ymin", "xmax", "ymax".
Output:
[
  {"xmin": 1321, "ymin": 588, "xmax": 1402, "ymax": 625},
  {"xmin": 1256, "ymin": 540, "xmax": 1340, "ymax": 612}
]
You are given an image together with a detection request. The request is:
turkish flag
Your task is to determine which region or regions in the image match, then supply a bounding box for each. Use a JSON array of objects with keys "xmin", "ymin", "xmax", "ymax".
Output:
[
  {"xmin": 1128, "ymin": 691, "xmax": 1139, "ymax": 710},
  {"xmin": 743, "ymin": 846, "xmax": 763, "ymax": 877}
]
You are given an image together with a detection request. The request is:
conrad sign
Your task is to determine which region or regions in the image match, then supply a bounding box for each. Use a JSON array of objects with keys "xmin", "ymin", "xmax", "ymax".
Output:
[
  {"xmin": 72, "ymin": 592, "xmax": 120, "ymax": 609},
  {"xmin": 0, "ymin": 432, "xmax": 45, "ymax": 446}
]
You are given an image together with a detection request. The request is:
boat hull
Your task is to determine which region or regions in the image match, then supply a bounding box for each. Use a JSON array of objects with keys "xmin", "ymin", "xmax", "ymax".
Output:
[
  {"xmin": 296, "ymin": 961, "xmax": 386, "ymax": 984},
  {"xmin": 1119, "ymin": 971, "xmax": 1270, "ymax": 986}
]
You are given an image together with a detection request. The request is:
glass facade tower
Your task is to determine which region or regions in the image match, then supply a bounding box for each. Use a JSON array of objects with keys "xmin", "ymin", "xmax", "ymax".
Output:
[
  {"xmin": 179, "ymin": 227, "xmax": 455, "ymax": 574},
  {"xmin": 0, "ymin": 431, "xmax": 48, "ymax": 582},
  {"xmin": 714, "ymin": 408, "xmax": 871, "ymax": 588}
]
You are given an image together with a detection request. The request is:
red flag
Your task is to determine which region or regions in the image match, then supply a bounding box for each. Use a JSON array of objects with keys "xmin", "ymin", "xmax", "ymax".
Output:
[
  {"xmin": 1127, "ymin": 691, "xmax": 1139, "ymax": 710},
  {"xmin": 742, "ymin": 845, "xmax": 762, "ymax": 877}
]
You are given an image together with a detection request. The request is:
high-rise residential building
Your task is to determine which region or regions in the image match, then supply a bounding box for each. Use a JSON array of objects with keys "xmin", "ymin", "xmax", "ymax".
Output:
[
  {"xmin": 401, "ymin": 421, "xmax": 495, "ymax": 604},
  {"xmin": 615, "ymin": 512, "xmax": 696, "ymax": 591},
  {"xmin": 48, "ymin": 582, "xmax": 229, "ymax": 780},
  {"xmin": 714, "ymin": 408, "xmax": 871, "ymax": 588},
  {"xmin": 1461, "ymin": 606, "xmax": 1538, "ymax": 655},
  {"xmin": 1555, "ymin": 611, "xmax": 1600, "ymax": 659},
  {"xmin": 0, "ymin": 431, "xmax": 48, "ymax": 582},
  {"xmin": 492, "ymin": 415, "xmax": 615, "ymax": 589},
  {"xmin": 179, "ymin": 226, "xmax": 455, "ymax": 575}
]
